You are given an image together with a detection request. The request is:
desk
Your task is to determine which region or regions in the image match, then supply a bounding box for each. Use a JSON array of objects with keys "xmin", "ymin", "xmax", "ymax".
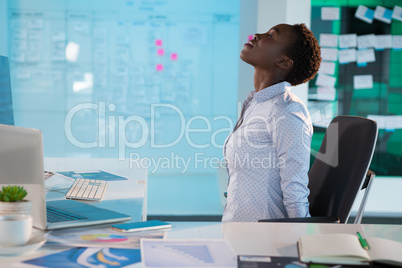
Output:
[
  {"xmin": 2, "ymin": 222, "xmax": 402, "ymax": 267},
  {"xmin": 44, "ymin": 157, "xmax": 148, "ymax": 222}
]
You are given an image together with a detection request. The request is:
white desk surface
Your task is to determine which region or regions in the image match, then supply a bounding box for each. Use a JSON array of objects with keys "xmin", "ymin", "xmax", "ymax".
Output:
[
  {"xmin": 2, "ymin": 221, "xmax": 402, "ymax": 267},
  {"xmin": 3, "ymin": 158, "xmax": 401, "ymax": 267}
]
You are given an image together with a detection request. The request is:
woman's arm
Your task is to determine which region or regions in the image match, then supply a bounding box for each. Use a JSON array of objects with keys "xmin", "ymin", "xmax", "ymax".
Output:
[{"xmin": 272, "ymin": 105, "xmax": 313, "ymax": 218}]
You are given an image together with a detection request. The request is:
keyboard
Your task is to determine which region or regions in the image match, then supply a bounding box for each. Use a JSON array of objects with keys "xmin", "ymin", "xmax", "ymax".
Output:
[
  {"xmin": 47, "ymin": 206, "xmax": 87, "ymax": 223},
  {"xmin": 65, "ymin": 178, "xmax": 108, "ymax": 201}
]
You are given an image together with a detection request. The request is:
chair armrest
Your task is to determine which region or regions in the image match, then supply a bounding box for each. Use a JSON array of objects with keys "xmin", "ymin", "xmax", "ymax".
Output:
[
  {"xmin": 361, "ymin": 169, "xmax": 376, "ymax": 190},
  {"xmin": 258, "ymin": 216, "xmax": 340, "ymax": 223}
]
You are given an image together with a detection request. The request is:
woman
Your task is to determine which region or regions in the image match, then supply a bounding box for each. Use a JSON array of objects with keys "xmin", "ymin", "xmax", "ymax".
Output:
[{"xmin": 222, "ymin": 23, "xmax": 321, "ymax": 222}]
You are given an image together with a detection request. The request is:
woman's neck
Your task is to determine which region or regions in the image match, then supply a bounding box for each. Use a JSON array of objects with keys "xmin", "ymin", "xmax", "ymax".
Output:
[{"xmin": 253, "ymin": 67, "xmax": 284, "ymax": 92}]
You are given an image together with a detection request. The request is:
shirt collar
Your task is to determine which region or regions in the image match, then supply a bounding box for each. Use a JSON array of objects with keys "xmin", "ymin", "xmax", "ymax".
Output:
[{"xmin": 254, "ymin": 81, "xmax": 291, "ymax": 102}]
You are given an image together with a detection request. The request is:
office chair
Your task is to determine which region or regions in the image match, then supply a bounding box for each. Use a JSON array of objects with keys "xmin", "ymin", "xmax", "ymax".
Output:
[{"xmin": 259, "ymin": 116, "xmax": 378, "ymax": 224}]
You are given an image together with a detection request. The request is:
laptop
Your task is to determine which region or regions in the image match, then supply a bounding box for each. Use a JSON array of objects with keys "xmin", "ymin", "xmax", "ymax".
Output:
[{"xmin": 0, "ymin": 124, "xmax": 131, "ymax": 230}]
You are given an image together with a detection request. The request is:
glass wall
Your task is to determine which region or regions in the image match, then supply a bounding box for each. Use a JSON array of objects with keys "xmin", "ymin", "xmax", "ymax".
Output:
[{"xmin": 3, "ymin": 0, "xmax": 243, "ymax": 216}]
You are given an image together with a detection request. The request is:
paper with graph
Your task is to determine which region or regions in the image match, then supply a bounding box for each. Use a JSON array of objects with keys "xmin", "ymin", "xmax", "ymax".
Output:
[
  {"xmin": 47, "ymin": 227, "xmax": 164, "ymax": 248},
  {"xmin": 141, "ymin": 239, "xmax": 236, "ymax": 267}
]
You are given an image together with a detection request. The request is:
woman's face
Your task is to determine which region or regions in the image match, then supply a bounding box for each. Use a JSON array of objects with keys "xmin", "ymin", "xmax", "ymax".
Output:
[{"xmin": 240, "ymin": 24, "xmax": 297, "ymax": 70}]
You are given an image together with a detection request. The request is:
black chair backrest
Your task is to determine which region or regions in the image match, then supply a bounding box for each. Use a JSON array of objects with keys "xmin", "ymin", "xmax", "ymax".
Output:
[{"xmin": 308, "ymin": 116, "xmax": 378, "ymax": 223}]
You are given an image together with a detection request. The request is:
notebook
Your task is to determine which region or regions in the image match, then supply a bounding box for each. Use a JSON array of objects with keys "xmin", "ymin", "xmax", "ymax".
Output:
[
  {"xmin": 0, "ymin": 124, "xmax": 131, "ymax": 230},
  {"xmin": 298, "ymin": 233, "xmax": 402, "ymax": 267}
]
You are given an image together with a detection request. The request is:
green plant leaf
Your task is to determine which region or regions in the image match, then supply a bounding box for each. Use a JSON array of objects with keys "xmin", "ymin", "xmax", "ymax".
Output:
[
  {"xmin": 0, "ymin": 185, "xmax": 28, "ymax": 202},
  {"xmin": 11, "ymin": 186, "xmax": 17, "ymax": 196},
  {"xmin": 16, "ymin": 190, "xmax": 27, "ymax": 200}
]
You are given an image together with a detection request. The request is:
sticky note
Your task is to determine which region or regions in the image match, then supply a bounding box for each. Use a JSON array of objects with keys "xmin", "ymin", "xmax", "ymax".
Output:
[
  {"xmin": 339, "ymin": 34, "xmax": 357, "ymax": 48},
  {"xmin": 339, "ymin": 49, "xmax": 357, "ymax": 64},
  {"xmin": 13, "ymin": 28, "xmax": 27, "ymax": 39},
  {"xmin": 318, "ymin": 61, "xmax": 336, "ymax": 75},
  {"xmin": 353, "ymin": 75, "xmax": 373, "ymax": 89},
  {"xmin": 155, "ymin": 39, "xmax": 162, "ymax": 46},
  {"xmin": 385, "ymin": 116, "xmax": 402, "ymax": 129},
  {"xmin": 321, "ymin": 48, "xmax": 338, "ymax": 61},
  {"xmin": 321, "ymin": 7, "xmax": 340, "ymax": 21},
  {"xmin": 157, "ymin": 49, "xmax": 164, "ymax": 56},
  {"xmin": 316, "ymin": 74, "xmax": 336, "ymax": 88},
  {"xmin": 28, "ymin": 30, "xmax": 43, "ymax": 40},
  {"xmin": 52, "ymin": 31, "xmax": 66, "ymax": 42},
  {"xmin": 28, "ymin": 19, "xmax": 44, "ymax": 29},
  {"xmin": 156, "ymin": 64, "xmax": 163, "ymax": 71},
  {"xmin": 393, "ymin": 35, "xmax": 402, "ymax": 50},
  {"xmin": 13, "ymin": 40, "xmax": 27, "ymax": 51},
  {"xmin": 357, "ymin": 34, "xmax": 376, "ymax": 49},
  {"xmin": 32, "ymin": 70, "xmax": 48, "ymax": 80},
  {"xmin": 374, "ymin": 6, "xmax": 393, "ymax": 24},
  {"xmin": 74, "ymin": 22, "xmax": 89, "ymax": 34},
  {"xmin": 392, "ymin": 6, "xmax": 402, "ymax": 22},
  {"xmin": 320, "ymin": 34, "xmax": 338, "ymax": 48},
  {"xmin": 317, "ymin": 87, "xmax": 336, "ymax": 101},
  {"xmin": 27, "ymin": 51, "xmax": 41, "ymax": 63},
  {"xmin": 375, "ymin": 35, "xmax": 392, "ymax": 50},
  {"xmin": 248, "ymin": 35, "xmax": 254, "ymax": 41},
  {"xmin": 367, "ymin": 115, "xmax": 402, "ymax": 130},
  {"xmin": 170, "ymin": 53, "xmax": 178, "ymax": 60},
  {"xmin": 357, "ymin": 49, "xmax": 375, "ymax": 64},
  {"xmin": 355, "ymin": 5, "xmax": 374, "ymax": 24}
]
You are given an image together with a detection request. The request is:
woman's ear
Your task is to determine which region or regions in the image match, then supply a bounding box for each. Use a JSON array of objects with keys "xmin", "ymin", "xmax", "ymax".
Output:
[{"xmin": 276, "ymin": 56, "xmax": 294, "ymax": 70}]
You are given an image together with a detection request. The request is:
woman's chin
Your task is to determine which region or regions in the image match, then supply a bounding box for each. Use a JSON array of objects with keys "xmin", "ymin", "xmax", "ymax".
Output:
[
  {"xmin": 240, "ymin": 51, "xmax": 251, "ymax": 64},
  {"xmin": 240, "ymin": 51, "xmax": 254, "ymax": 66}
]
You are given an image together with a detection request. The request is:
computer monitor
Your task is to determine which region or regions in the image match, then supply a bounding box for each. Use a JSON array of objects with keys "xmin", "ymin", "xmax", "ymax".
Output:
[{"xmin": 0, "ymin": 56, "xmax": 14, "ymax": 125}]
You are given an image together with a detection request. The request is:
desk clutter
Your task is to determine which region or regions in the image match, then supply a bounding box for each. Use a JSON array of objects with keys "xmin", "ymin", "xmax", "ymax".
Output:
[
  {"xmin": 17, "ymin": 221, "xmax": 238, "ymax": 268},
  {"xmin": 22, "ymin": 223, "xmax": 164, "ymax": 267},
  {"xmin": 2, "ymin": 220, "xmax": 402, "ymax": 267}
]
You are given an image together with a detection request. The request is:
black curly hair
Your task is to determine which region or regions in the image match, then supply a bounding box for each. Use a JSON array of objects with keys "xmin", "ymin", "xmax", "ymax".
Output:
[{"xmin": 285, "ymin": 23, "xmax": 321, "ymax": 86}]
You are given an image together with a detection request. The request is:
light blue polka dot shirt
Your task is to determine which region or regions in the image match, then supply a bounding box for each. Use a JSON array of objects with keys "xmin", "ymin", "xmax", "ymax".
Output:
[{"xmin": 222, "ymin": 81, "xmax": 313, "ymax": 222}]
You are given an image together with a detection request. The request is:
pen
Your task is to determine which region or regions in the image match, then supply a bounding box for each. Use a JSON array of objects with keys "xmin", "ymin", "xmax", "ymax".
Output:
[{"xmin": 357, "ymin": 232, "xmax": 370, "ymax": 250}]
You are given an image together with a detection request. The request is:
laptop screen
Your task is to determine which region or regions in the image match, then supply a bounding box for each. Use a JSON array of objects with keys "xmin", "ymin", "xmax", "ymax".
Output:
[{"xmin": 0, "ymin": 56, "xmax": 14, "ymax": 125}]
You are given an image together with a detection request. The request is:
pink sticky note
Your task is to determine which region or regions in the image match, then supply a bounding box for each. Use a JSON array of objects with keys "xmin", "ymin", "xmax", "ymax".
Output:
[
  {"xmin": 248, "ymin": 34, "xmax": 254, "ymax": 41},
  {"xmin": 170, "ymin": 53, "xmax": 178, "ymax": 60},
  {"xmin": 157, "ymin": 49, "xmax": 164, "ymax": 56},
  {"xmin": 156, "ymin": 64, "xmax": 164, "ymax": 71},
  {"xmin": 155, "ymin": 39, "xmax": 163, "ymax": 46}
]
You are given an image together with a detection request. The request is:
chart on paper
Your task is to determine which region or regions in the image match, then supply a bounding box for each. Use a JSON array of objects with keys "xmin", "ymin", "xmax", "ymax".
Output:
[{"xmin": 141, "ymin": 239, "xmax": 236, "ymax": 267}]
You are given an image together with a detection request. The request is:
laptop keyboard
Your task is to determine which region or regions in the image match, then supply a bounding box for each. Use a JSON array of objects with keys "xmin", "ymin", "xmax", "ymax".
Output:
[
  {"xmin": 46, "ymin": 206, "xmax": 87, "ymax": 223},
  {"xmin": 65, "ymin": 178, "xmax": 108, "ymax": 201}
]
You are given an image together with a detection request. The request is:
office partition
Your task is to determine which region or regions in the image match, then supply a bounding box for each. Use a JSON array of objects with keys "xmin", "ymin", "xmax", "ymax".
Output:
[{"xmin": 309, "ymin": 0, "xmax": 402, "ymax": 177}]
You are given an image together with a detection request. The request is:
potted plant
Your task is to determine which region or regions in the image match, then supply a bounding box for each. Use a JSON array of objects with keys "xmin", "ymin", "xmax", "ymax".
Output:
[{"xmin": 0, "ymin": 185, "xmax": 31, "ymax": 215}]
